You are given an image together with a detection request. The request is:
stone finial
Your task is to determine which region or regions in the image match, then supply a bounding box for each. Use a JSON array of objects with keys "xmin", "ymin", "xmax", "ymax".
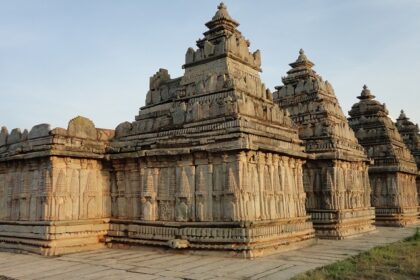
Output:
[
  {"xmin": 67, "ymin": 116, "xmax": 97, "ymax": 140},
  {"xmin": 212, "ymin": 2, "xmax": 233, "ymax": 21},
  {"xmin": 297, "ymin": 49, "xmax": 307, "ymax": 62},
  {"xmin": 398, "ymin": 110, "xmax": 407, "ymax": 120},
  {"xmin": 207, "ymin": 2, "xmax": 238, "ymax": 28},
  {"xmin": 288, "ymin": 48, "xmax": 314, "ymax": 69},
  {"xmin": 358, "ymin": 84, "xmax": 375, "ymax": 100}
]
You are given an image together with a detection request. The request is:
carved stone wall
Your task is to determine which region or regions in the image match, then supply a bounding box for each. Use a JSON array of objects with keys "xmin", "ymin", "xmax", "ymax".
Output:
[
  {"xmin": 0, "ymin": 158, "xmax": 109, "ymax": 222},
  {"xmin": 348, "ymin": 86, "xmax": 419, "ymax": 226},
  {"xmin": 0, "ymin": 117, "xmax": 112, "ymax": 255},
  {"xmin": 273, "ymin": 50, "xmax": 375, "ymax": 239},
  {"xmin": 107, "ymin": 151, "xmax": 314, "ymax": 257},
  {"xmin": 109, "ymin": 152, "xmax": 307, "ymax": 223}
]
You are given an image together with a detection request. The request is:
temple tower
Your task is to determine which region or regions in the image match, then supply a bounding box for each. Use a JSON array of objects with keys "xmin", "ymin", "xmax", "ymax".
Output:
[
  {"xmin": 108, "ymin": 3, "xmax": 315, "ymax": 258},
  {"xmin": 395, "ymin": 110, "xmax": 420, "ymax": 211},
  {"xmin": 273, "ymin": 50, "xmax": 375, "ymax": 239},
  {"xmin": 348, "ymin": 86, "xmax": 419, "ymax": 226}
]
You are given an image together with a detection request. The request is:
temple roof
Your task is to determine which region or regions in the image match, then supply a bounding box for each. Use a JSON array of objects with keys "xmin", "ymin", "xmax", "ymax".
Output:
[
  {"xmin": 349, "ymin": 85, "xmax": 388, "ymax": 117},
  {"xmin": 357, "ymin": 85, "xmax": 376, "ymax": 100},
  {"xmin": 289, "ymin": 49, "xmax": 315, "ymax": 69},
  {"xmin": 211, "ymin": 2, "xmax": 235, "ymax": 22},
  {"xmin": 396, "ymin": 109, "xmax": 419, "ymax": 132},
  {"xmin": 205, "ymin": 2, "xmax": 239, "ymax": 32},
  {"xmin": 281, "ymin": 49, "xmax": 317, "ymax": 84},
  {"xmin": 186, "ymin": 3, "xmax": 261, "ymax": 71},
  {"xmin": 397, "ymin": 110, "xmax": 408, "ymax": 121}
]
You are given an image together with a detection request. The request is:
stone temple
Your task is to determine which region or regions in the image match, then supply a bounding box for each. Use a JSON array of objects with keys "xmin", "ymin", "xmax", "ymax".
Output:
[
  {"xmin": 348, "ymin": 86, "xmax": 419, "ymax": 226},
  {"xmin": 0, "ymin": 3, "xmax": 418, "ymax": 258},
  {"xmin": 107, "ymin": 2, "xmax": 314, "ymax": 258},
  {"xmin": 396, "ymin": 110, "xmax": 420, "ymax": 209},
  {"xmin": 273, "ymin": 50, "xmax": 375, "ymax": 239}
]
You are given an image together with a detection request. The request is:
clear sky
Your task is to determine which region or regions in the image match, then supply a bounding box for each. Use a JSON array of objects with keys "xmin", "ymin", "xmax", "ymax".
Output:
[{"xmin": 1, "ymin": 0, "xmax": 420, "ymax": 130}]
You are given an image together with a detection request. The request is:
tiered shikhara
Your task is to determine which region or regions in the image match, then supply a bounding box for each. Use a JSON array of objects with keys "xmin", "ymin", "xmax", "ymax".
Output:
[
  {"xmin": 348, "ymin": 86, "xmax": 419, "ymax": 226},
  {"xmin": 396, "ymin": 110, "xmax": 420, "ymax": 210},
  {"xmin": 273, "ymin": 50, "xmax": 376, "ymax": 239},
  {"xmin": 0, "ymin": 3, "xmax": 418, "ymax": 258}
]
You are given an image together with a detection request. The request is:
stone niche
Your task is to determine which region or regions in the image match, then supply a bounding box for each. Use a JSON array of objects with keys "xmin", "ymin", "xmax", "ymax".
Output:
[
  {"xmin": 273, "ymin": 50, "xmax": 375, "ymax": 239},
  {"xmin": 396, "ymin": 110, "xmax": 420, "ymax": 212},
  {"xmin": 0, "ymin": 116, "xmax": 113, "ymax": 255},
  {"xmin": 348, "ymin": 86, "xmax": 419, "ymax": 226},
  {"xmin": 108, "ymin": 3, "xmax": 314, "ymax": 258}
]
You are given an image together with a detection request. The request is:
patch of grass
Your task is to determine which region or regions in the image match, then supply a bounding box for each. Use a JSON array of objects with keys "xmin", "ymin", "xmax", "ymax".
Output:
[{"xmin": 293, "ymin": 228, "xmax": 420, "ymax": 280}]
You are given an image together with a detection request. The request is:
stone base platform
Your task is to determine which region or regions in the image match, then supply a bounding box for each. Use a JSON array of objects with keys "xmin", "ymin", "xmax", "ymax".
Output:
[
  {"xmin": 374, "ymin": 207, "xmax": 419, "ymax": 227},
  {"xmin": 0, "ymin": 219, "xmax": 110, "ymax": 256},
  {"xmin": 309, "ymin": 207, "xmax": 376, "ymax": 239},
  {"xmin": 0, "ymin": 226, "xmax": 416, "ymax": 280},
  {"xmin": 107, "ymin": 217, "xmax": 315, "ymax": 259}
]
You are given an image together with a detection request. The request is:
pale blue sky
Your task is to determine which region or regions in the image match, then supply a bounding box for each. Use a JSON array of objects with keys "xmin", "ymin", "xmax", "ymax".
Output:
[{"xmin": 1, "ymin": 0, "xmax": 420, "ymax": 130}]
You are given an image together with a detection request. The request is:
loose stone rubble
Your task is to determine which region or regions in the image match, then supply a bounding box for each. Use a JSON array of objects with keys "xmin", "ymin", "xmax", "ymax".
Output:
[
  {"xmin": 348, "ymin": 86, "xmax": 419, "ymax": 226},
  {"xmin": 0, "ymin": 3, "xmax": 418, "ymax": 258},
  {"xmin": 272, "ymin": 50, "xmax": 375, "ymax": 239}
]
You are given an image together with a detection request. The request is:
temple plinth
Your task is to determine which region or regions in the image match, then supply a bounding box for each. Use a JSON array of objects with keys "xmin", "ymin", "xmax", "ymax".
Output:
[
  {"xmin": 273, "ymin": 51, "xmax": 376, "ymax": 239},
  {"xmin": 348, "ymin": 86, "xmax": 419, "ymax": 226}
]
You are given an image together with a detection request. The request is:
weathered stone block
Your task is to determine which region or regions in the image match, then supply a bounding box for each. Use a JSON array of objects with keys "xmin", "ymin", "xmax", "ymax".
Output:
[
  {"xmin": 7, "ymin": 128, "xmax": 22, "ymax": 144},
  {"xmin": 0, "ymin": 127, "xmax": 8, "ymax": 146},
  {"xmin": 28, "ymin": 124, "xmax": 51, "ymax": 139},
  {"xmin": 348, "ymin": 86, "xmax": 419, "ymax": 226},
  {"xmin": 67, "ymin": 116, "xmax": 97, "ymax": 140}
]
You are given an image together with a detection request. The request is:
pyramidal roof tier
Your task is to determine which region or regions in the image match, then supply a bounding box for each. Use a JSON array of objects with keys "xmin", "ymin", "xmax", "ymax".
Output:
[
  {"xmin": 349, "ymin": 85, "xmax": 388, "ymax": 118},
  {"xmin": 185, "ymin": 2, "xmax": 261, "ymax": 72},
  {"xmin": 348, "ymin": 85, "xmax": 418, "ymax": 174},
  {"xmin": 110, "ymin": 4, "xmax": 305, "ymax": 159},
  {"xmin": 282, "ymin": 49, "xmax": 316, "ymax": 84},
  {"xmin": 396, "ymin": 110, "xmax": 419, "ymax": 133},
  {"xmin": 273, "ymin": 50, "xmax": 367, "ymax": 160}
]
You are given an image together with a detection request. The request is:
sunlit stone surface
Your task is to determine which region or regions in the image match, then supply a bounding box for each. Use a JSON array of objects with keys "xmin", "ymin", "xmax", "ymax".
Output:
[
  {"xmin": 396, "ymin": 110, "xmax": 420, "ymax": 211},
  {"xmin": 348, "ymin": 86, "xmax": 419, "ymax": 226},
  {"xmin": 273, "ymin": 50, "xmax": 376, "ymax": 239},
  {"xmin": 0, "ymin": 3, "xmax": 417, "ymax": 258}
]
